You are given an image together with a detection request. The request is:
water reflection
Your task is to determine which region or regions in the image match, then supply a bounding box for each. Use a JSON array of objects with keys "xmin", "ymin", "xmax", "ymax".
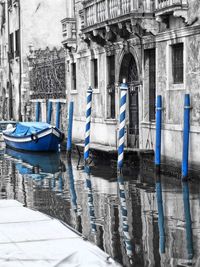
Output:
[
  {"xmin": 155, "ymin": 173, "xmax": 165, "ymax": 254},
  {"xmin": 67, "ymin": 158, "xmax": 82, "ymax": 233},
  {"xmin": 0, "ymin": 149, "xmax": 200, "ymax": 266},
  {"xmin": 84, "ymin": 165, "xmax": 97, "ymax": 233},
  {"xmin": 117, "ymin": 174, "xmax": 134, "ymax": 264},
  {"xmin": 182, "ymin": 181, "xmax": 193, "ymax": 260}
]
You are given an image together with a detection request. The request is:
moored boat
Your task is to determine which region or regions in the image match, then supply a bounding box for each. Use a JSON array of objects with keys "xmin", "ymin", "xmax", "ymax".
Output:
[{"xmin": 3, "ymin": 122, "xmax": 64, "ymax": 152}]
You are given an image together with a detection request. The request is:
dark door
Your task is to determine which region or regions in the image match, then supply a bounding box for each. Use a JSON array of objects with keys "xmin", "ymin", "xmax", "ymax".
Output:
[{"xmin": 127, "ymin": 57, "xmax": 139, "ymax": 148}]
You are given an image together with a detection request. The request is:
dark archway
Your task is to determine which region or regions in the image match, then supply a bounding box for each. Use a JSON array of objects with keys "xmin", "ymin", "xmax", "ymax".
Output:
[{"xmin": 119, "ymin": 53, "xmax": 139, "ymax": 148}]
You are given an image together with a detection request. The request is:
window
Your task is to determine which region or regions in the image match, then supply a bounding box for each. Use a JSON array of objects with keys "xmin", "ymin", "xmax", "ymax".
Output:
[
  {"xmin": 15, "ymin": 29, "xmax": 20, "ymax": 57},
  {"xmin": 9, "ymin": 33, "xmax": 14, "ymax": 59},
  {"xmin": 107, "ymin": 55, "xmax": 115, "ymax": 119},
  {"xmin": 91, "ymin": 58, "xmax": 98, "ymax": 89},
  {"xmin": 8, "ymin": 0, "xmax": 12, "ymax": 8},
  {"xmin": 71, "ymin": 63, "xmax": 76, "ymax": 90},
  {"xmin": 172, "ymin": 43, "xmax": 183, "ymax": 84},
  {"xmin": 144, "ymin": 48, "xmax": 156, "ymax": 121}
]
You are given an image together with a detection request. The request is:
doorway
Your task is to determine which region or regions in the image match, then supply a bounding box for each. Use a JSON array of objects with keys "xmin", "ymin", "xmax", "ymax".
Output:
[{"xmin": 119, "ymin": 53, "xmax": 139, "ymax": 148}]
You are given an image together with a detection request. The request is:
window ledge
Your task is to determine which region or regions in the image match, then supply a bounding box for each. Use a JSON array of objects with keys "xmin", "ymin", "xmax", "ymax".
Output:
[
  {"xmin": 168, "ymin": 83, "xmax": 185, "ymax": 90},
  {"xmin": 70, "ymin": 90, "xmax": 78, "ymax": 95},
  {"xmin": 104, "ymin": 118, "xmax": 117, "ymax": 125},
  {"xmin": 92, "ymin": 88, "xmax": 100, "ymax": 94}
]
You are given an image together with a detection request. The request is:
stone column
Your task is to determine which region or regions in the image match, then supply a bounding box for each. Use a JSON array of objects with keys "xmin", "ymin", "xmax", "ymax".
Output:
[{"xmin": 66, "ymin": 0, "xmax": 74, "ymax": 18}]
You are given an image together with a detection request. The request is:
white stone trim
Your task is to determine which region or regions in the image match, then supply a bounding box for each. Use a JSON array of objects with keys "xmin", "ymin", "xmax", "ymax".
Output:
[
  {"xmin": 48, "ymin": 99, "xmax": 67, "ymax": 103},
  {"xmin": 3, "ymin": 127, "xmax": 60, "ymax": 143},
  {"xmin": 156, "ymin": 25, "xmax": 200, "ymax": 42}
]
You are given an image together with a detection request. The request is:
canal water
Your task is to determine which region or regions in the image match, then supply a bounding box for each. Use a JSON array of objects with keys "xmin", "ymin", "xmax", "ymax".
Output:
[{"xmin": 0, "ymin": 146, "xmax": 199, "ymax": 267}]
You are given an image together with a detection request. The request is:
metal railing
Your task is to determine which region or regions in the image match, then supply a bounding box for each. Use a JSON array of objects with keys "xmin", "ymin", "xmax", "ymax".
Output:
[
  {"xmin": 155, "ymin": 0, "xmax": 188, "ymax": 10},
  {"xmin": 83, "ymin": 0, "xmax": 153, "ymax": 27}
]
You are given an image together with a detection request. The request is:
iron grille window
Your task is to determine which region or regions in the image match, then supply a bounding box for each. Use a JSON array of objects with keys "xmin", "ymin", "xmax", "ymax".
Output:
[
  {"xmin": 15, "ymin": 29, "xmax": 20, "ymax": 57},
  {"xmin": 91, "ymin": 58, "xmax": 98, "ymax": 89},
  {"xmin": 71, "ymin": 63, "xmax": 76, "ymax": 90},
  {"xmin": 107, "ymin": 55, "xmax": 115, "ymax": 118},
  {"xmin": 8, "ymin": 0, "xmax": 12, "ymax": 8},
  {"xmin": 9, "ymin": 33, "xmax": 14, "ymax": 59},
  {"xmin": 145, "ymin": 48, "xmax": 156, "ymax": 121},
  {"xmin": 172, "ymin": 43, "xmax": 183, "ymax": 84}
]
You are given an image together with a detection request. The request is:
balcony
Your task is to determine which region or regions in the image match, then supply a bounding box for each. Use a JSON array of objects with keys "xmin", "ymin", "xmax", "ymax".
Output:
[
  {"xmin": 81, "ymin": 0, "xmax": 154, "ymax": 29},
  {"xmin": 155, "ymin": 0, "xmax": 188, "ymax": 16},
  {"xmin": 61, "ymin": 18, "xmax": 76, "ymax": 51},
  {"xmin": 80, "ymin": 0, "xmax": 155, "ymax": 45}
]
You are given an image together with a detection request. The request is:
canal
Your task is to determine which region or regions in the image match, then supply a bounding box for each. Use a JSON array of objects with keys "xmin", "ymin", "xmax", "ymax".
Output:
[{"xmin": 0, "ymin": 146, "xmax": 199, "ymax": 267}]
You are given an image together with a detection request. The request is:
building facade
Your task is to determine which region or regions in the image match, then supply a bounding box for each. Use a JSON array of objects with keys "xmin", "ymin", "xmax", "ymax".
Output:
[
  {"xmin": 0, "ymin": 0, "xmax": 67, "ymax": 126},
  {"xmin": 62, "ymin": 0, "xmax": 200, "ymax": 164}
]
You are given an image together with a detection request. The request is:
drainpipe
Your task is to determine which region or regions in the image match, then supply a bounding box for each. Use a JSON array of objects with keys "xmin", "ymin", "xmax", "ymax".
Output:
[
  {"xmin": 18, "ymin": 0, "xmax": 22, "ymax": 121},
  {"xmin": 7, "ymin": 1, "xmax": 13, "ymax": 120}
]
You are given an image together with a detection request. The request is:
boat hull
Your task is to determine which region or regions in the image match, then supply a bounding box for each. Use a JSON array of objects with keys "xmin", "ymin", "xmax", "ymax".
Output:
[{"xmin": 3, "ymin": 128, "xmax": 62, "ymax": 152}]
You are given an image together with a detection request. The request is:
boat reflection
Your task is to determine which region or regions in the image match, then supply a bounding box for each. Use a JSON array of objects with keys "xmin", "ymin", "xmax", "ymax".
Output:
[{"xmin": 5, "ymin": 148, "xmax": 65, "ymax": 176}]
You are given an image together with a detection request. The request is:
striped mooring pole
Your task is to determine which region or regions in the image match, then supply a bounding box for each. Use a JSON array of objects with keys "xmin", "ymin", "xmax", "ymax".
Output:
[
  {"xmin": 118, "ymin": 175, "xmax": 133, "ymax": 260},
  {"xmin": 117, "ymin": 81, "xmax": 128, "ymax": 171},
  {"xmin": 67, "ymin": 101, "xmax": 74, "ymax": 156},
  {"xmin": 84, "ymin": 87, "xmax": 93, "ymax": 164},
  {"xmin": 56, "ymin": 101, "xmax": 61, "ymax": 129},
  {"xmin": 155, "ymin": 173, "xmax": 165, "ymax": 254},
  {"xmin": 182, "ymin": 182, "xmax": 193, "ymax": 259},
  {"xmin": 47, "ymin": 100, "xmax": 52, "ymax": 124},
  {"xmin": 155, "ymin": 95, "xmax": 162, "ymax": 173},
  {"xmin": 182, "ymin": 94, "xmax": 190, "ymax": 180},
  {"xmin": 35, "ymin": 101, "xmax": 40, "ymax": 122}
]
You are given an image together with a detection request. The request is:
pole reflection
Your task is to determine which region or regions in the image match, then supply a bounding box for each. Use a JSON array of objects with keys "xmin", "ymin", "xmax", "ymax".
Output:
[
  {"xmin": 182, "ymin": 181, "xmax": 193, "ymax": 260},
  {"xmin": 84, "ymin": 165, "xmax": 97, "ymax": 233},
  {"xmin": 67, "ymin": 159, "xmax": 82, "ymax": 233},
  {"xmin": 155, "ymin": 172, "xmax": 165, "ymax": 254},
  {"xmin": 117, "ymin": 174, "xmax": 134, "ymax": 265}
]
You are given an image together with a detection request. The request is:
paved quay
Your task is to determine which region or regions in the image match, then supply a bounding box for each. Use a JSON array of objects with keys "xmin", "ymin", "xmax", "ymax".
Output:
[{"xmin": 0, "ymin": 200, "xmax": 121, "ymax": 267}]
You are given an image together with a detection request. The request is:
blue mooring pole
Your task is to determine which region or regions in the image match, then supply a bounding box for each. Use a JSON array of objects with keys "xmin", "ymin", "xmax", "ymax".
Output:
[
  {"xmin": 56, "ymin": 102, "xmax": 61, "ymax": 129},
  {"xmin": 84, "ymin": 87, "xmax": 93, "ymax": 164},
  {"xmin": 182, "ymin": 182, "xmax": 193, "ymax": 259},
  {"xmin": 155, "ymin": 95, "xmax": 162, "ymax": 172},
  {"xmin": 47, "ymin": 100, "xmax": 52, "ymax": 124},
  {"xmin": 117, "ymin": 81, "xmax": 128, "ymax": 171},
  {"xmin": 182, "ymin": 94, "xmax": 190, "ymax": 180},
  {"xmin": 35, "ymin": 101, "xmax": 40, "ymax": 122},
  {"xmin": 67, "ymin": 101, "xmax": 74, "ymax": 156}
]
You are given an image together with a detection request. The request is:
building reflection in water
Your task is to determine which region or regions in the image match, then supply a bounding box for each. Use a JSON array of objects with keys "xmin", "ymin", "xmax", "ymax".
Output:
[
  {"xmin": 1, "ymin": 149, "xmax": 200, "ymax": 267},
  {"xmin": 155, "ymin": 173, "xmax": 165, "ymax": 254},
  {"xmin": 182, "ymin": 181, "xmax": 193, "ymax": 260},
  {"xmin": 117, "ymin": 174, "xmax": 134, "ymax": 265}
]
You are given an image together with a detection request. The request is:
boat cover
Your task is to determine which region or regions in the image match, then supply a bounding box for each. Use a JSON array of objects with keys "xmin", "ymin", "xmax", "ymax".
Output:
[{"xmin": 10, "ymin": 122, "xmax": 52, "ymax": 137}]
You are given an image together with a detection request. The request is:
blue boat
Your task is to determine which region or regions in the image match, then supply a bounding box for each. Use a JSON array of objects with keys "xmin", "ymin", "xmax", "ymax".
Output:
[{"xmin": 3, "ymin": 122, "xmax": 64, "ymax": 152}]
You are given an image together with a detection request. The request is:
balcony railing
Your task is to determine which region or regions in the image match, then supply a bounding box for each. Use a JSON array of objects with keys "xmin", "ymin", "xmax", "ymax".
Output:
[
  {"xmin": 155, "ymin": 0, "xmax": 188, "ymax": 14},
  {"xmin": 82, "ymin": 0, "xmax": 154, "ymax": 28}
]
